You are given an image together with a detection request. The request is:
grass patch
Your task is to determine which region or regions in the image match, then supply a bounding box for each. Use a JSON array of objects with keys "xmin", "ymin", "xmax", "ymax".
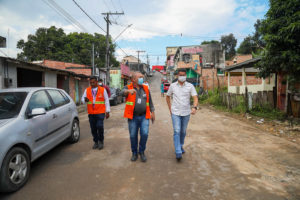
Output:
[{"xmin": 250, "ymin": 104, "xmax": 285, "ymax": 120}]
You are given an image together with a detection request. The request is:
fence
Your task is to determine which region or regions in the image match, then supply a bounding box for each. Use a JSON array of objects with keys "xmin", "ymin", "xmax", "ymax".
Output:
[{"xmin": 219, "ymin": 89, "xmax": 275, "ymax": 111}]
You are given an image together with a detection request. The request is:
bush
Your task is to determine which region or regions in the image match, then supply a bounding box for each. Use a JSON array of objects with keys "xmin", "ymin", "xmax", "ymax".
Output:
[{"xmin": 250, "ymin": 104, "xmax": 285, "ymax": 120}]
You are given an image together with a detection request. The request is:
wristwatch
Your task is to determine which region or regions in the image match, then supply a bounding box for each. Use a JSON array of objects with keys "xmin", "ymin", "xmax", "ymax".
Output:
[{"xmin": 193, "ymin": 106, "xmax": 197, "ymax": 110}]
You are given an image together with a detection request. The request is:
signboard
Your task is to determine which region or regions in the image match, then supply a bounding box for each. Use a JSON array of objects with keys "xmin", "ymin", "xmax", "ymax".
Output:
[{"xmin": 182, "ymin": 46, "xmax": 203, "ymax": 54}]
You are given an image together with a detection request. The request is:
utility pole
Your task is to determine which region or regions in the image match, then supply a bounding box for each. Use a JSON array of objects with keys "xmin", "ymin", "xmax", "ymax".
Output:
[
  {"xmin": 102, "ymin": 12, "xmax": 124, "ymax": 85},
  {"xmin": 136, "ymin": 50, "xmax": 145, "ymax": 72},
  {"xmin": 92, "ymin": 43, "xmax": 95, "ymax": 75}
]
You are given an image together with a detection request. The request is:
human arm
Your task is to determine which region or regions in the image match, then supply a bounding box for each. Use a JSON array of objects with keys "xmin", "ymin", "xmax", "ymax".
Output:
[
  {"xmin": 104, "ymin": 89, "xmax": 110, "ymax": 119},
  {"xmin": 191, "ymin": 85, "xmax": 198, "ymax": 115},
  {"xmin": 122, "ymin": 86, "xmax": 136, "ymax": 96},
  {"xmin": 81, "ymin": 89, "xmax": 89, "ymax": 104},
  {"xmin": 149, "ymin": 91, "xmax": 155, "ymax": 123},
  {"xmin": 165, "ymin": 84, "xmax": 173, "ymax": 114}
]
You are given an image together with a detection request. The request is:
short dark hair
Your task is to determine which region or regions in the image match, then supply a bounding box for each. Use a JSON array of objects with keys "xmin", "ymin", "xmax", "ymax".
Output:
[
  {"xmin": 90, "ymin": 76, "xmax": 98, "ymax": 81},
  {"xmin": 177, "ymin": 68, "xmax": 186, "ymax": 74},
  {"xmin": 99, "ymin": 78, "xmax": 103, "ymax": 82}
]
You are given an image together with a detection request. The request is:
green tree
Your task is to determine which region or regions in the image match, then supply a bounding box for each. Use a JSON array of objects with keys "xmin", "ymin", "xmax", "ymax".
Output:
[
  {"xmin": 221, "ymin": 33, "xmax": 237, "ymax": 60},
  {"xmin": 201, "ymin": 40, "xmax": 220, "ymax": 45},
  {"xmin": 257, "ymin": 0, "xmax": 300, "ymax": 86},
  {"xmin": 237, "ymin": 19, "xmax": 266, "ymax": 55},
  {"xmin": 17, "ymin": 26, "xmax": 119, "ymax": 68},
  {"xmin": 237, "ymin": 35, "xmax": 253, "ymax": 54}
]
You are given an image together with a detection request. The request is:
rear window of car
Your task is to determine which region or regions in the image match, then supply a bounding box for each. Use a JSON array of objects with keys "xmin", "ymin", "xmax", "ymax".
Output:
[{"xmin": 47, "ymin": 90, "xmax": 68, "ymax": 107}]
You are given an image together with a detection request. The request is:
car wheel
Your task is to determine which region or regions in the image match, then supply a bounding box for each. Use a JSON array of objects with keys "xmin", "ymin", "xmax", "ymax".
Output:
[
  {"xmin": 0, "ymin": 147, "xmax": 30, "ymax": 193},
  {"xmin": 67, "ymin": 119, "xmax": 80, "ymax": 143},
  {"xmin": 113, "ymin": 98, "xmax": 117, "ymax": 105}
]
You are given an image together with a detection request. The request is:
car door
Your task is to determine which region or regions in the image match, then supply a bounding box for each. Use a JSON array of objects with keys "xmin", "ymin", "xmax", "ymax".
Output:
[
  {"xmin": 25, "ymin": 90, "xmax": 56, "ymax": 158},
  {"xmin": 46, "ymin": 89, "xmax": 72, "ymax": 141}
]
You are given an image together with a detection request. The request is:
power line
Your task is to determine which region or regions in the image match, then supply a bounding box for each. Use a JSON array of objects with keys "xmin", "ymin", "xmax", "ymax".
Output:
[
  {"xmin": 47, "ymin": 0, "xmax": 89, "ymax": 32},
  {"xmin": 42, "ymin": 0, "xmax": 82, "ymax": 32},
  {"xmin": 0, "ymin": 49, "xmax": 8, "ymax": 57},
  {"xmin": 72, "ymin": 0, "xmax": 106, "ymax": 33}
]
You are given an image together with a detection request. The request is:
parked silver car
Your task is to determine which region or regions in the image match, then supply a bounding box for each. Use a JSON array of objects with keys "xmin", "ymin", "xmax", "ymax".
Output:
[{"xmin": 0, "ymin": 88, "xmax": 80, "ymax": 192}]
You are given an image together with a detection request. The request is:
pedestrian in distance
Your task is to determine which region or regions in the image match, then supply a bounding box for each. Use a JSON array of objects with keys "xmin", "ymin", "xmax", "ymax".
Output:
[
  {"xmin": 161, "ymin": 82, "xmax": 165, "ymax": 97},
  {"xmin": 122, "ymin": 72, "xmax": 155, "ymax": 162},
  {"xmin": 82, "ymin": 76, "xmax": 110, "ymax": 150},
  {"xmin": 166, "ymin": 68, "xmax": 198, "ymax": 161},
  {"xmin": 99, "ymin": 78, "xmax": 111, "ymax": 98}
]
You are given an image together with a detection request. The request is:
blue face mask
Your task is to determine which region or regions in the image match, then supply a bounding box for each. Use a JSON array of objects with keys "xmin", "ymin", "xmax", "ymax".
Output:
[{"xmin": 138, "ymin": 78, "xmax": 144, "ymax": 85}]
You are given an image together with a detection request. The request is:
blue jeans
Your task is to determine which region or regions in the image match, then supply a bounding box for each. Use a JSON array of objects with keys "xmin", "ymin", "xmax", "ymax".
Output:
[
  {"xmin": 88, "ymin": 114, "xmax": 105, "ymax": 143},
  {"xmin": 171, "ymin": 114, "xmax": 190, "ymax": 154},
  {"xmin": 128, "ymin": 115, "xmax": 149, "ymax": 154}
]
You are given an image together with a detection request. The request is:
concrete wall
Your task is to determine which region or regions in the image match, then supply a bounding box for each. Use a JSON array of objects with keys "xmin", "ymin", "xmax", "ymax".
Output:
[
  {"xmin": 45, "ymin": 71, "xmax": 57, "ymax": 88},
  {"xmin": 110, "ymin": 70, "xmax": 121, "ymax": 89},
  {"xmin": 7, "ymin": 62, "xmax": 17, "ymax": 88}
]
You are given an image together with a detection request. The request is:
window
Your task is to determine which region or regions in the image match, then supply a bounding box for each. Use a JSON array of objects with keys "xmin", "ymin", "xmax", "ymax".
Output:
[
  {"xmin": 217, "ymin": 68, "xmax": 224, "ymax": 76},
  {"xmin": 182, "ymin": 54, "xmax": 191, "ymax": 63},
  {"xmin": 59, "ymin": 91, "xmax": 70, "ymax": 103},
  {"xmin": 27, "ymin": 91, "xmax": 52, "ymax": 113},
  {"xmin": 0, "ymin": 92, "xmax": 27, "ymax": 119},
  {"xmin": 47, "ymin": 90, "xmax": 68, "ymax": 107}
]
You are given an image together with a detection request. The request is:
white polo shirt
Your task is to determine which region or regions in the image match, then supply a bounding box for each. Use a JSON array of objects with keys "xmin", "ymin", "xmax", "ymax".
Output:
[{"xmin": 166, "ymin": 81, "xmax": 197, "ymax": 116}]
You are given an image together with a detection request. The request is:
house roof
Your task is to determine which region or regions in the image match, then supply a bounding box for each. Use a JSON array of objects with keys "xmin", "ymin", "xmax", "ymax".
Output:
[
  {"xmin": 224, "ymin": 57, "xmax": 261, "ymax": 72},
  {"xmin": 225, "ymin": 54, "xmax": 253, "ymax": 66},
  {"xmin": 0, "ymin": 56, "xmax": 90, "ymax": 78}
]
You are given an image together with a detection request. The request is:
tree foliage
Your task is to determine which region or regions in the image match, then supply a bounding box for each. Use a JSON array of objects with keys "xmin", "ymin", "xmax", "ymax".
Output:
[
  {"xmin": 220, "ymin": 33, "xmax": 237, "ymax": 60},
  {"xmin": 17, "ymin": 26, "xmax": 119, "ymax": 68},
  {"xmin": 257, "ymin": 0, "xmax": 300, "ymax": 86},
  {"xmin": 237, "ymin": 20, "xmax": 265, "ymax": 55},
  {"xmin": 201, "ymin": 40, "xmax": 220, "ymax": 45}
]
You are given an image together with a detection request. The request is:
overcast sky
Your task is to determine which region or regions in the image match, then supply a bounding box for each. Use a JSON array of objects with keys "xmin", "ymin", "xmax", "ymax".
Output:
[{"xmin": 0, "ymin": 0, "xmax": 269, "ymax": 65}]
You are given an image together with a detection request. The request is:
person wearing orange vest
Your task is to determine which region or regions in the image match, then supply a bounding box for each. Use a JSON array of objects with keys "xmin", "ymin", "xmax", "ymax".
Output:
[
  {"xmin": 122, "ymin": 72, "xmax": 155, "ymax": 162},
  {"xmin": 81, "ymin": 76, "xmax": 110, "ymax": 150}
]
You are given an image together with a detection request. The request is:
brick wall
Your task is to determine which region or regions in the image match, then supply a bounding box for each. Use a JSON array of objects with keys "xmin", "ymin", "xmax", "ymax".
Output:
[
  {"xmin": 200, "ymin": 68, "xmax": 226, "ymax": 90},
  {"xmin": 229, "ymin": 74, "xmax": 262, "ymax": 86},
  {"xmin": 246, "ymin": 75, "xmax": 262, "ymax": 85}
]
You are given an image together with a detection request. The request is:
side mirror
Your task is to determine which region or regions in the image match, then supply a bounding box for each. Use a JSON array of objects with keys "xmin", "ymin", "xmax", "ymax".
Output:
[{"xmin": 28, "ymin": 108, "xmax": 46, "ymax": 118}]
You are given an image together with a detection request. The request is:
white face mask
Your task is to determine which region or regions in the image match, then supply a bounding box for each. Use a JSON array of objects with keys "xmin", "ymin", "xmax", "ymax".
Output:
[{"xmin": 178, "ymin": 76, "xmax": 186, "ymax": 82}]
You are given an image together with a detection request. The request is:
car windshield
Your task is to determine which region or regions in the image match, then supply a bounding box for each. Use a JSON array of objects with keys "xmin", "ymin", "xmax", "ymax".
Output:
[{"xmin": 0, "ymin": 92, "xmax": 27, "ymax": 119}]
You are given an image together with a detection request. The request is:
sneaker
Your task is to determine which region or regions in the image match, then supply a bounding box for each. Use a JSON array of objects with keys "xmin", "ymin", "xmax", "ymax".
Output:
[
  {"xmin": 181, "ymin": 148, "xmax": 185, "ymax": 154},
  {"xmin": 98, "ymin": 141, "xmax": 104, "ymax": 150},
  {"xmin": 92, "ymin": 142, "xmax": 98, "ymax": 149},
  {"xmin": 139, "ymin": 152, "xmax": 147, "ymax": 162},
  {"xmin": 176, "ymin": 153, "xmax": 182, "ymax": 162},
  {"xmin": 131, "ymin": 153, "xmax": 138, "ymax": 162}
]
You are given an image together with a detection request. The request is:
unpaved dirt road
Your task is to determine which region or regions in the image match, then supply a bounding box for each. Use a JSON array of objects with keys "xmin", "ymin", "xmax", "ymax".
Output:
[{"xmin": 1, "ymin": 72, "xmax": 299, "ymax": 200}]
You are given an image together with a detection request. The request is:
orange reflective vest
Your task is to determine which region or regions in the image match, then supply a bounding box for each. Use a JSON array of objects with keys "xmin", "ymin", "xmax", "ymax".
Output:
[
  {"xmin": 86, "ymin": 86, "xmax": 106, "ymax": 114},
  {"xmin": 124, "ymin": 83, "xmax": 151, "ymax": 119}
]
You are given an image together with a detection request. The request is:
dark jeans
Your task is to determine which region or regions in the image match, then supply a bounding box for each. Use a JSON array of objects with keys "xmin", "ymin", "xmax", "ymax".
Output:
[
  {"xmin": 128, "ymin": 115, "xmax": 149, "ymax": 154},
  {"xmin": 88, "ymin": 113, "xmax": 105, "ymax": 143}
]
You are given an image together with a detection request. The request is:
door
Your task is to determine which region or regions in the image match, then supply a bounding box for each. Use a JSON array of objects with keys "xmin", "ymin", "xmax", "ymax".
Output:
[
  {"xmin": 26, "ymin": 90, "xmax": 55, "ymax": 158},
  {"xmin": 46, "ymin": 89, "xmax": 72, "ymax": 141}
]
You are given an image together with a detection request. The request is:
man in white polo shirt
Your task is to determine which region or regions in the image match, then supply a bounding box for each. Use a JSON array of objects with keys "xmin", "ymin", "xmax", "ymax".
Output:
[{"xmin": 166, "ymin": 68, "xmax": 198, "ymax": 161}]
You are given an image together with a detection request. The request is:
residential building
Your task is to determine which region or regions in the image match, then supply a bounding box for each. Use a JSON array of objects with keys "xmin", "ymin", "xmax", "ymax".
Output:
[
  {"xmin": 172, "ymin": 44, "xmax": 226, "ymax": 89},
  {"xmin": 0, "ymin": 56, "xmax": 90, "ymax": 104}
]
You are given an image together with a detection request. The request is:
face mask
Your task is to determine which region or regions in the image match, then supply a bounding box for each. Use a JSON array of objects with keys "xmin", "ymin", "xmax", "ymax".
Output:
[
  {"xmin": 178, "ymin": 76, "xmax": 186, "ymax": 82},
  {"xmin": 99, "ymin": 83, "xmax": 103, "ymax": 86},
  {"xmin": 138, "ymin": 78, "xmax": 144, "ymax": 85}
]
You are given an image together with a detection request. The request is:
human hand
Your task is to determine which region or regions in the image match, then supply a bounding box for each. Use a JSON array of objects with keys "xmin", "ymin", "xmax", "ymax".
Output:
[
  {"xmin": 84, "ymin": 97, "xmax": 89, "ymax": 102},
  {"xmin": 106, "ymin": 112, "xmax": 110, "ymax": 119},
  {"xmin": 128, "ymin": 89, "xmax": 136, "ymax": 95},
  {"xmin": 151, "ymin": 112, "xmax": 155, "ymax": 124},
  {"xmin": 191, "ymin": 107, "xmax": 197, "ymax": 115}
]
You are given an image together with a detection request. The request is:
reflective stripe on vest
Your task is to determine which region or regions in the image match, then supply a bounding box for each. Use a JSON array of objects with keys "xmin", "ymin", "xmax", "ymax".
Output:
[{"xmin": 87, "ymin": 101, "xmax": 105, "ymax": 104}]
